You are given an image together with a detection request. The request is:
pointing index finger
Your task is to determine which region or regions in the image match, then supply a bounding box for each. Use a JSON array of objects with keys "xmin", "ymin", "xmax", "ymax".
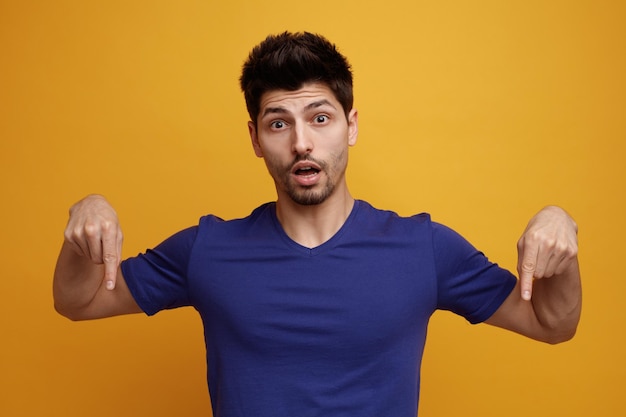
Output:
[
  {"xmin": 518, "ymin": 238, "xmax": 538, "ymax": 301},
  {"xmin": 101, "ymin": 222, "xmax": 121, "ymax": 291}
]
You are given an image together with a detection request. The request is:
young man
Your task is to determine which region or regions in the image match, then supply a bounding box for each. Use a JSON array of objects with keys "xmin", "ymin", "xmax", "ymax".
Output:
[{"xmin": 54, "ymin": 32, "xmax": 581, "ymax": 417}]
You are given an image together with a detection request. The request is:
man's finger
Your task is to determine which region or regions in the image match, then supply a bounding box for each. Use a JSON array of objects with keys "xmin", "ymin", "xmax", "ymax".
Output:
[
  {"xmin": 518, "ymin": 239, "xmax": 538, "ymax": 301},
  {"xmin": 101, "ymin": 225, "xmax": 120, "ymax": 290}
]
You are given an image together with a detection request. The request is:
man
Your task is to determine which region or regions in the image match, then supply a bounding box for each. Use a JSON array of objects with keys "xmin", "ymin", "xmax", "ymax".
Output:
[{"xmin": 54, "ymin": 32, "xmax": 581, "ymax": 416}]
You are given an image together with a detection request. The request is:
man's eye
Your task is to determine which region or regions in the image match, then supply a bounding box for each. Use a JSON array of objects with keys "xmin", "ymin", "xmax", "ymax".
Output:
[
  {"xmin": 314, "ymin": 115, "xmax": 329, "ymax": 123},
  {"xmin": 271, "ymin": 121, "xmax": 285, "ymax": 129}
]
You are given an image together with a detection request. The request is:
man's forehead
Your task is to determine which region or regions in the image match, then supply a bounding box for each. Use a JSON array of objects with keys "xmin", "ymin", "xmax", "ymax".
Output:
[{"xmin": 259, "ymin": 83, "xmax": 339, "ymax": 113}]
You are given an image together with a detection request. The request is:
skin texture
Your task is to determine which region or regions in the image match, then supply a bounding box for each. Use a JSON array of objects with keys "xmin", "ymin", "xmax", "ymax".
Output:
[
  {"xmin": 486, "ymin": 206, "xmax": 581, "ymax": 343},
  {"xmin": 53, "ymin": 195, "xmax": 140, "ymax": 320},
  {"xmin": 53, "ymin": 83, "xmax": 581, "ymax": 345},
  {"xmin": 248, "ymin": 83, "xmax": 358, "ymax": 248}
]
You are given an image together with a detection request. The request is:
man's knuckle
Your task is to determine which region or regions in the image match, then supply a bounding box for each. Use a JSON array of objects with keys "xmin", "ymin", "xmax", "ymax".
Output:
[
  {"xmin": 83, "ymin": 221, "xmax": 100, "ymax": 236},
  {"xmin": 101, "ymin": 219, "xmax": 113, "ymax": 231},
  {"xmin": 102, "ymin": 252, "xmax": 117, "ymax": 264},
  {"xmin": 521, "ymin": 261, "xmax": 535, "ymax": 272},
  {"xmin": 66, "ymin": 224, "xmax": 85, "ymax": 241},
  {"xmin": 555, "ymin": 241, "xmax": 568, "ymax": 253},
  {"xmin": 527, "ymin": 230, "xmax": 542, "ymax": 241},
  {"xmin": 566, "ymin": 245, "xmax": 578, "ymax": 259}
]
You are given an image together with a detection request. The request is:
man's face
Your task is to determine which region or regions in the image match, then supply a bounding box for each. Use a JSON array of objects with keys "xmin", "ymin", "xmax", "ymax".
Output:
[{"xmin": 248, "ymin": 83, "xmax": 358, "ymax": 206}]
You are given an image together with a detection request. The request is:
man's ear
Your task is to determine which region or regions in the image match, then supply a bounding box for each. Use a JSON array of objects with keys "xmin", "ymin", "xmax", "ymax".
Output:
[
  {"xmin": 347, "ymin": 109, "xmax": 358, "ymax": 146},
  {"xmin": 248, "ymin": 121, "xmax": 263, "ymax": 158}
]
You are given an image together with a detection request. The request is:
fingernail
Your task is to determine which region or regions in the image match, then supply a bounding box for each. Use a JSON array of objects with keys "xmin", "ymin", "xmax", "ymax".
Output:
[
  {"xmin": 106, "ymin": 280, "xmax": 115, "ymax": 290},
  {"xmin": 522, "ymin": 290, "xmax": 531, "ymax": 301}
]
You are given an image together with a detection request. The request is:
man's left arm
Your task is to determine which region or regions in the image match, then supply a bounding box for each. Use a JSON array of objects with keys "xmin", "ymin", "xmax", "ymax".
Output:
[{"xmin": 485, "ymin": 206, "xmax": 582, "ymax": 344}]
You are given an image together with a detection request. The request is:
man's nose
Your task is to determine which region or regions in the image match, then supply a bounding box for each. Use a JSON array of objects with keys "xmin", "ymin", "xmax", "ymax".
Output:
[{"xmin": 291, "ymin": 123, "xmax": 313, "ymax": 155}]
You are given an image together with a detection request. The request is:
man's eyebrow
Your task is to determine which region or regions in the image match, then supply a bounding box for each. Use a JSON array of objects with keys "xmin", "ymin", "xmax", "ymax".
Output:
[
  {"xmin": 261, "ymin": 106, "xmax": 288, "ymax": 118},
  {"xmin": 260, "ymin": 99, "xmax": 337, "ymax": 119},
  {"xmin": 304, "ymin": 99, "xmax": 336, "ymax": 111}
]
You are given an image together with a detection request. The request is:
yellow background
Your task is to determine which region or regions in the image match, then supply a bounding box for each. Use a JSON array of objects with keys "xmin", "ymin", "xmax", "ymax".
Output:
[{"xmin": 1, "ymin": 1, "xmax": 624, "ymax": 416}]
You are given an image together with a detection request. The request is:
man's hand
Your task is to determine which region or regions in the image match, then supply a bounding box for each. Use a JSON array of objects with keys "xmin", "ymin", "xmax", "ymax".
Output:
[
  {"xmin": 64, "ymin": 194, "xmax": 123, "ymax": 290},
  {"xmin": 487, "ymin": 206, "xmax": 581, "ymax": 343},
  {"xmin": 517, "ymin": 206, "xmax": 578, "ymax": 301}
]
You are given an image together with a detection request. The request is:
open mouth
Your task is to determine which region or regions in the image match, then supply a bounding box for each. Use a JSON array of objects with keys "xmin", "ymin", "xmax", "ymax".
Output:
[
  {"xmin": 291, "ymin": 160, "xmax": 323, "ymax": 186},
  {"xmin": 295, "ymin": 166, "xmax": 320, "ymax": 176},
  {"xmin": 292, "ymin": 159, "xmax": 322, "ymax": 175}
]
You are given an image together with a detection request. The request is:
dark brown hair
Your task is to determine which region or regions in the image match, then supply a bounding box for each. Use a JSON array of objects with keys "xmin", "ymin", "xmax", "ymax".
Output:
[{"xmin": 240, "ymin": 32, "xmax": 353, "ymax": 123}]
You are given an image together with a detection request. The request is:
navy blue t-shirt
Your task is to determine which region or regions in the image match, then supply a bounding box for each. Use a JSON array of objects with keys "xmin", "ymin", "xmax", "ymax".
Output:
[{"xmin": 121, "ymin": 200, "xmax": 516, "ymax": 417}]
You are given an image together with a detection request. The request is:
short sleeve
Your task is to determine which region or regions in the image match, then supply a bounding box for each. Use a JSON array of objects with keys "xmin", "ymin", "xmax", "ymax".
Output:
[
  {"xmin": 121, "ymin": 226, "xmax": 198, "ymax": 316},
  {"xmin": 433, "ymin": 223, "xmax": 516, "ymax": 324}
]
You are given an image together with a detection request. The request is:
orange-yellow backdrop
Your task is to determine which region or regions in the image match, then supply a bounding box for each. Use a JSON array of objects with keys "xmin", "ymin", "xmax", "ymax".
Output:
[{"xmin": 1, "ymin": 1, "xmax": 624, "ymax": 416}]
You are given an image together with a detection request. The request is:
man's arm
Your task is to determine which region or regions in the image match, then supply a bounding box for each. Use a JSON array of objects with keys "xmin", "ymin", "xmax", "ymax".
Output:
[
  {"xmin": 485, "ymin": 206, "xmax": 582, "ymax": 344},
  {"xmin": 53, "ymin": 195, "xmax": 142, "ymax": 320}
]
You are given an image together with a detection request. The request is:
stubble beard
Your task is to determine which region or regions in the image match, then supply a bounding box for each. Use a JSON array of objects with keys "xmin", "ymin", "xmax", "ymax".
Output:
[
  {"xmin": 285, "ymin": 177, "xmax": 335, "ymax": 205},
  {"xmin": 270, "ymin": 153, "xmax": 346, "ymax": 206}
]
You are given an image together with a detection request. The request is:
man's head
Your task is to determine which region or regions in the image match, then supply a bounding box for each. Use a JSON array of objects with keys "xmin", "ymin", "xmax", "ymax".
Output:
[{"xmin": 240, "ymin": 32, "xmax": 353, "ymax": 124}]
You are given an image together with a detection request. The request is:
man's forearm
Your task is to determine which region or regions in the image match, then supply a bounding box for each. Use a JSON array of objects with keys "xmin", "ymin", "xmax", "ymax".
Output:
[
  {"xmin": 531, "ymin": 259, "xmax": 582, "ymax": 343},
  {"xmin": 53, "ymin": 242, "xmax": 105, "ymax": 320}
]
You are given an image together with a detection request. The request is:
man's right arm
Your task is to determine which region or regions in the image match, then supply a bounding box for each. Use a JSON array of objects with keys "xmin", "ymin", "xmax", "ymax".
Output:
[{"xmin": 53, "ymin": 195, "xmax": 142, "ymax": 320}]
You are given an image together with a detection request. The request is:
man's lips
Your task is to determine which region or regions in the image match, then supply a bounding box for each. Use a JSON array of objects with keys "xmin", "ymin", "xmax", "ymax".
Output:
[
  {"xmin": 291, "ymin": 160, "xmax": 322, "ymax": 185},
  {"xmin": 291, "ymin": 160, "xmax": 322, "ymax": 176}
]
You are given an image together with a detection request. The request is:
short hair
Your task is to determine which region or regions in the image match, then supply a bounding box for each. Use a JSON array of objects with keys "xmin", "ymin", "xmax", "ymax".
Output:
[{"xmin": 240, "ymin": 32, "xmax": 353, "ymax": 123}]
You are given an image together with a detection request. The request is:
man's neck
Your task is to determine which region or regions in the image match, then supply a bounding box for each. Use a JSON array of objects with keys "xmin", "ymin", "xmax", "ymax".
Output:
[{"xmin": 275, "ymin": 190, "xmax": 355, "ymax": 249}]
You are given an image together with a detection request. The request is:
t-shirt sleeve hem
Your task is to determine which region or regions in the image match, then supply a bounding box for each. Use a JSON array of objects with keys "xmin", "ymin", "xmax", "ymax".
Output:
[
  {"xmin": 121, "ymin": 260, "xmax": 161, "ymax": 316},
  {"xmin": 467, "ymin": 273, "xmax": 517, "ymax": 324}
]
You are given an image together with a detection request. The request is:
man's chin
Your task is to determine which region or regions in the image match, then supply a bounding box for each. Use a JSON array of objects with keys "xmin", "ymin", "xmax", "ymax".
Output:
[
  {"xmin": 290, "ymin": 194, "xmax": 327, "ymax": 206},
  {"xmin": 287, "ymin": 187, "xmax": 332, "ymax": 206}
]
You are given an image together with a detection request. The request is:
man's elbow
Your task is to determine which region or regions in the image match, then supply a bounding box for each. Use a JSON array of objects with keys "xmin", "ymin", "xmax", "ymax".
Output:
[
  {"xmin": 541, "ymin": 323, "xmax": 578, "ymax": 345},
  {"xmin": 54, "ymin": 301, "xmax": 91, "ymax": 322}
]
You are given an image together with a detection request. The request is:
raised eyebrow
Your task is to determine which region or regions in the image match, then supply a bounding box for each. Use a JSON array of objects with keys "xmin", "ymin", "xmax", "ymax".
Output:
[
  {"xmin": 305, "ymin": 99, "xmax": 336, "ymax": 112},
  {"xmin": 260, "ymin": 99, "xmax": 337, "ymax": 119},
  {"xmin": 261, "ymin": 107, "xmax": 288, "ymax": 119}
]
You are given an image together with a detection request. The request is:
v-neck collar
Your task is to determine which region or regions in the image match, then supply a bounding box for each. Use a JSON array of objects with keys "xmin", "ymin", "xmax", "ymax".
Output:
[{"xmin": 268, "ymin": 200, "xmax": 362, "ymax": 256}]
